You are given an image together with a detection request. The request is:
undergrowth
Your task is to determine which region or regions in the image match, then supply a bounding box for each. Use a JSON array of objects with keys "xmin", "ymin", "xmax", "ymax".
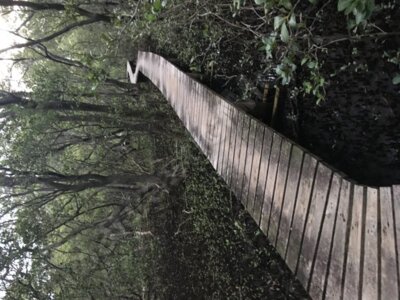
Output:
[{"xmin": 148, "ymin": 141, "xmax": 309, "ymax": 299}]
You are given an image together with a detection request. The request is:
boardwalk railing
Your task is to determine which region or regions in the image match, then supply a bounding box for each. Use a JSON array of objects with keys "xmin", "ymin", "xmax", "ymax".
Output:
[{"xmin": 128, "ymin": 51, "xmax": 400, "ymax": 300}]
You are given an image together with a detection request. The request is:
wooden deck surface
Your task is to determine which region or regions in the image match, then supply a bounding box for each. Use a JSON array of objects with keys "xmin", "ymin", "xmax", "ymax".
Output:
[{"xmin": 128, "ymin": 52, "xmax": 400, "ymax": 300}]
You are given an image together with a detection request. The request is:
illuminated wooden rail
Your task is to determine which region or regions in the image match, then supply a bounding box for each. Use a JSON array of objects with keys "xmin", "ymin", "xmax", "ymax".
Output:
[{"xmin": 127, "ymin": 51, "xmax": 400, "ymax": 300}]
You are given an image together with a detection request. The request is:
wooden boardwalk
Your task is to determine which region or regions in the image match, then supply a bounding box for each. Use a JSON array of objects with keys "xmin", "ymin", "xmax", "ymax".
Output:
[{"xmin": 128, "ymin": 51, "xmax": 400, "ymax": 300}]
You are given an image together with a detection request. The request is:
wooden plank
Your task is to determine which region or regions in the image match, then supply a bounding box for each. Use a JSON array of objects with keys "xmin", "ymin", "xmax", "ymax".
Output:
[
  {"xmin": 220, "ymin": 102, "xmax": 232, "ymax": 175},
  {"xmin": 191, "ymin": 81, "xmax": 201, "ymax": 136},
  {"xmin": 184, "ymin": 78, "xmax": 194, "ymax": 128},
  {"xmin": 184, "ymin": 78, "xmax": 195, "ymax": 135},
  {"xmin": 176, "ymin": 74, "xmax": 185, "ymax": 124},
  {"xmin": 197, "ymin": 87, "xmax": 208, "ymax": 150},
  {"xmin": 267, "ymin": 139, "xmax": 292, "ymax": 246},
  {"xmin": 186, "ymin": 79, "xmax": 198, "ymax": 136},
  {"xmin": 324, "ymin": 180, "xmax": 352, "ymax": 299},
  {"xmin": 221, "ymin": 105, "xmax": 234, "ymax": 182},
  {"xmin": 308, "ymin": 173, "xmax": 342, "ymax": 299},
  {"xmin": 343, "ymin": 185, "xmax": 364, "ymax": 300},
  {"xmin": 276, "ymin": 145, "xmax": 304, "ymax": 257},
  {"xmin": 141, "ymin": 52, "xmax": 150, "ymax": 76},
  {"xmin": 177, "ymin": 72, "xmax": 185, "ymax": 116},
  {"xmin": 203, "ymin": 91, "xmax": 214, "ymax": 156},
  {"xmin": 139, "ymin": 53, "xmax": 149, "ymax": 78},
  {"xmin": 159, "ymin": 57, "xmax": 167, "ymax": 96},
  {"xmin": 380, "ymin": 187, "xmax": 398, "ymax": 300},
  {"xmin": 165, "ymin": 66, "xmax": 177, "ymax": 109},
  {"xmin": 296, "ymin": 163, "xmax": 333, "ymax": 289},
  {"xmin": 210, "ymin": 100, "xmax": 224, "ymax": 169},
  {"xmin": 206, "ymin": 94, "xmax": 219, "ymax": 166},
  {"xmin": 220, "ymin": 101, "xmax": 231, "ymax": 178},
  {"xmin": 205, "ymin": 91, "xmax": 219, "ymax": 160},
  {"xmin": 260, "ymin": 133, "xmax": 282, "ymax": 235},
  {"xmin": 362, "ymin": 187, "xmax": 379, "ymax": 300},
  {"xmin": 194, "ymin": 82, "xmax": 204, "ymax": 146},
  {"xmin": 225, "ymin": 107, "xmax": 239, "ymax": 185},
  {"xmin": 216, "ymin": 102, "xmax": 229, "ymax": 174},
  {"xmin": 192, "ymin": 83, "xmax": 202, "ymax": 137},
  {"xmin": 241, "ymin": 119, "xmax": 257, "ymax": 208},
  {"xmin": 164, "ymin": 68, "xmax": 173, "ymax": 105},
  {"xmin": 392, "ymin": 185, "xmax": 400, "ymax": 299},
  {"xmin": 162, "ymin": 58, "xmax": 169, "ymax": 95},
  {"xmin": 154, "ymin": 54, "xmax": 161, "ymax": 91},
  {"xmin": 175, "ymin": 73, "xmax": 182, "ymax": 118},
  {"xmin": 191, "ymin": 83, "xmax": 201, "ymax": 134},
  {"xmin": 169, "ymin": 67, "xmax": 179, "ymax": 111},
  {"xmin": 234, "ymin": 115, "xmax": 251, "ymax": 203},
  {"xmin": 200, "ymin": 88, "xmax": 212, "ymax": 156},
  {"xmin": 151, "ymin": 56, "xmax": 159, "ymax": 85},
  {"xmin": 127, "ymin": 61, "xmax": 135, "ymax": 82},
  {"xmin": 230, "ymin": 112, "xmax": 244, "ymax": 195},
  {"xmin": 285, "ymin": 154, "xmax": 318, "ymax": 273},
  {"xmin": 179, "ymin": 74, "xmax": 188, "ymax": 128},
  {"xmin": 247, "ymin": 123, "xmax": 265, "ymax": 215},
  {"xmin": 227, "ymin": 107, "xmax": 240, "ymax": 185},
  {"xmin": 251, "ymin": 128, "xmax": 273, "ymax": 225}
]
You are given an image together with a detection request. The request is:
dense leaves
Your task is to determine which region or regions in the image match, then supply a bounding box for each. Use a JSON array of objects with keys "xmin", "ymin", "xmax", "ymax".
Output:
[
  {"xmin": 0, "ymin": 1, "xmax": 310, "ymax": 299},
  {"xmin": 1, "ymin": 0, "xmax": 398, "ymax": 298},
  {"xmin": 152, "ymin": 145, "xmax": 309, "ymax": 299},
  {"xmin": 137, "ymin": 0, "xmax": 399, "ymax": 184}
]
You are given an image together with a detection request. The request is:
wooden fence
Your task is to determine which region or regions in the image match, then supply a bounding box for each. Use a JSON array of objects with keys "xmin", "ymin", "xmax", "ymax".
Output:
[{"xmin": 128, "ymin": 51, "xmax": 400, "ymax": 300}]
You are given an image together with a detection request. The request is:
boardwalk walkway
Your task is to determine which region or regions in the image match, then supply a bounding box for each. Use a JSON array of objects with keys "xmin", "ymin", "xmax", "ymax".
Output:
[{"xmin": 128, "ymin": 51, "xmax": 400, "ymax": 300}]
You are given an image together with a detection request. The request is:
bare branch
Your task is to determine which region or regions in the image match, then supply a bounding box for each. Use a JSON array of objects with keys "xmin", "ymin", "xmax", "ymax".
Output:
[
  {"xmin": 0, "ymin": 1, "xmax": 112, "ymax": 22},
  {"xmin": 15, "ymin": 11, "xmax": 35, "ymax": 32},
  {"xmin": 0, "ymin": 17, "xmax": 105, "ymax": 54}
]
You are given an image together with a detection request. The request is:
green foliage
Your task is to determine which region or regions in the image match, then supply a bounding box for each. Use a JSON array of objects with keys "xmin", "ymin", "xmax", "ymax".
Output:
[
  {"xmin": 0, "ymin": 3, "xmax": 184, "ymax": 297},
  {"xmin": 248, "ymin": 0, "xmax": 379, "ymax": 102},
  {"xmin": 143, "ymin": 0, "xmax": 168, "ymax": 22},
  {"xmin": 0, "ymin": 83, "xmax": 180, "ymax": 297},
  {"xmin": 384, "ymin": 50, "xmax": 400, "ymax": 85},
  {"xmin": 393, "ymin": 74, "xmax": 400, "ymax": 85},
  {"xmin": 150, "ymin": 143, "xmax": 307, "ymax": 298},
  {"xmin": 250, "ymin": 0, "xmax": 328, "ymax": 99},
  {"xmin": 338, "ymin": 0, "xmax": 374, "ymax": 26},
  {"xmin": 233, "ymin": 0, "xmax": 245, "ymax": 9},
  {"xmin": 260, "ymin": 34, "xmax": 277, "ymax": 59},
  {"xmin": 275, "ymin": 57, "xmax": 297, "ymax": 85},
  {"xmin": 300, "ymin": 57, "xmax": 326, "ymax": 103},
  {"xmin": 254, "ymin": 0, "xmax": 292, "ymax": 10}
]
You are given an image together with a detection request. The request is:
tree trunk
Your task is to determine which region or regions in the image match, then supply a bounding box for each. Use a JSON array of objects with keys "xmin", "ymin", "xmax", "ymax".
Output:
[{"xmin": 0, "ymin": 1, "xmax": 112, "ymax": 22}]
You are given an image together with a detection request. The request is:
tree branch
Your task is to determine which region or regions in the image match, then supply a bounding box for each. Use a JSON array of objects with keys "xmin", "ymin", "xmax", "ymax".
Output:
[
  {"xmin": 0, "ymin": 1, "xmax": 111, "ymax": 22},
  {"xmin": 0, "ymin": 17, "xmax": 105, "ymax": 54}
]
